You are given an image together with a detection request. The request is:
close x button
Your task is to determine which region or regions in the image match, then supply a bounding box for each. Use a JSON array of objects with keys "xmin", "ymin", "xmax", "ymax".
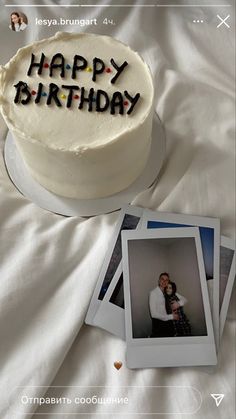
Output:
[{"xmin": 217, "ymin": 14, "xmax": 230, "ymax": 28}]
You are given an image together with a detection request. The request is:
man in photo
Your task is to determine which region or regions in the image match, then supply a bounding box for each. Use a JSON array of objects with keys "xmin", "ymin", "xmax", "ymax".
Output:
[{"xmin": 149, "ymin": 272, "xmax": 187, "ymax": 337}]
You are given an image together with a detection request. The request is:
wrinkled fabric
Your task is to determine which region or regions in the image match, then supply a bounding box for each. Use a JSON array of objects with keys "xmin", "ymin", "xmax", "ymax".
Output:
[{"xmin": 0, "ymin": 1, "xmax": 235, "ymax": 418}]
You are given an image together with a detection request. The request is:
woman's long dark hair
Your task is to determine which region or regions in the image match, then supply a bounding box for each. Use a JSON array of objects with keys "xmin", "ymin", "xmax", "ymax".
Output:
[
  {"xmin": 10, "ymin": 12, "xmax": 20, "ymax": 31},
  {"xmin": 164, "ymin": 281, "xmax": 179, "ymax": 314}
]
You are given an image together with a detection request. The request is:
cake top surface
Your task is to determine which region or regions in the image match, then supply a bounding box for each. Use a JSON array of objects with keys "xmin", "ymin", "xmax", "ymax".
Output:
[{"xmin": 0, "ymin": 32, "xmax": 154, "ymax": 151}]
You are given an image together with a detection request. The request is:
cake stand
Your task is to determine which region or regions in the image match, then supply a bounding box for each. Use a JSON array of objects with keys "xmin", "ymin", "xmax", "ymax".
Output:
[{"xmin": 4, "ymin": 113, "xmax": 165, "ymax": 217}]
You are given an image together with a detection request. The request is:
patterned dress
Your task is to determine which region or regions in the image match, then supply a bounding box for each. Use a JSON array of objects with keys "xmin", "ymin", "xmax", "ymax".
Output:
[{"xmin": 165, "ymin": 294, "xmax": 192, "ymax": 336}]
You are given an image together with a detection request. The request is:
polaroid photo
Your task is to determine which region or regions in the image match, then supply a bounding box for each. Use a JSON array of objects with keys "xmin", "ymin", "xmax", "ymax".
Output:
[
  {"xmin": 93, "ymin": 263, "xmax": 126, "ymax": 339},
  {"xmin": 141, "ymin": 210, "xmax": 220, "ymax": 350},
  {"xmin": 85, "ymin": 205, "xmax": 144, "ymax": 326},
  {"xmin": 122, "ymin": 227, "xmax": 217, "ymax": 369},
  {"xmin": 93, "ymin": 234, "xmax": 235, "ymax": 345},
  {"xmin": 220, "ymin": 236, "xmax": 235, "ymax": 338},
  {"xmin": 94, "ymin": 211, "xmax": 224, "ymax": 349}
]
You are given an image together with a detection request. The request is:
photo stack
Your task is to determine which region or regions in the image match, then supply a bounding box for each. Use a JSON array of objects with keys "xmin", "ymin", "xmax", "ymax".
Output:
[{"xmin": 85, "ymin": 205, "xmax": 235, "ymax": 369}]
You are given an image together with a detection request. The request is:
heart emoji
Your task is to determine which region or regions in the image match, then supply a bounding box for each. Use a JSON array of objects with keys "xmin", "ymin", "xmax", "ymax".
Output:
[{"xmin": 114, "ymin": 361, "xmax": 122, "ymax": 370}]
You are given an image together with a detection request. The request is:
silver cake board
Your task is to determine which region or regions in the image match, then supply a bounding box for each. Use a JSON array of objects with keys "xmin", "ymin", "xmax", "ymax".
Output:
[{"xmin": 4, "ymin": 114, "xmax": 165, "ymax": 217}]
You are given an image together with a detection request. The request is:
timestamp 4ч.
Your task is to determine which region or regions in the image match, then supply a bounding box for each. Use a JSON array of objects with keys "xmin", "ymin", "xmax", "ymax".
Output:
[{"xmin": 102, "ymin": 18, "xmax": 116, "ymax": 26}]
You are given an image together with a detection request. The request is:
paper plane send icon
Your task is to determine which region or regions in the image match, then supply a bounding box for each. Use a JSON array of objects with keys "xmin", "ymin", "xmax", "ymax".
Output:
[{"xmin": 211, "ymin": 394, "xmax": 225, "ymax": 407}]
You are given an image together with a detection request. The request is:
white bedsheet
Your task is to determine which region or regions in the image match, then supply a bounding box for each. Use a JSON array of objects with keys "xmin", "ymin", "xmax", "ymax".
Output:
[{"xmin": 0, "ymin": 1, "xmax": 235, "ymax": 418}]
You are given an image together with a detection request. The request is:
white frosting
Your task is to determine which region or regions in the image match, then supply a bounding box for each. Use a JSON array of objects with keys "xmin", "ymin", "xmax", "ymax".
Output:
[{"xmin": 0, "ymin": 32, "xmax": 154, "ymax": 199}]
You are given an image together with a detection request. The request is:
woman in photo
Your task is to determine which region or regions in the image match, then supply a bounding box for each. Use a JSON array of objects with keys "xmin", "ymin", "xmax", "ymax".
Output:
[
  {"xmin": 164, "ymin": 281, "xmax": 192, "ymax": 336},
  {"xmin": 10, "ymin": 12, "xmax": 27, "ymax": 32}
]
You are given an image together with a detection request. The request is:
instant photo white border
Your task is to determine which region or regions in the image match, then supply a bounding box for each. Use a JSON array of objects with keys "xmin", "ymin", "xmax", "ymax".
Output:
[
  {"xmin": 220, "ymin": 236, "xmax": 235, "ymax": 338},
  {"xmin": 85, "ymin": 205, "xmax": 143, "ymax": 326},
  {"xmin": 93, "ymin": 263, "xmax": 126, "ymax": 340},
  {"xmin": 92, "ymin": 233, "xmax": 235, "ymax": 343},
  {"xmin": 142, "ymin": 210, "xmax": 220, "ymax": 350},
  {"xmin": 122, "ymin": 227, "xmax": 217, "ymax": 369},
  {"xmin": 93, "ymin": 210, "xmax": 221, "ymax": 345}
]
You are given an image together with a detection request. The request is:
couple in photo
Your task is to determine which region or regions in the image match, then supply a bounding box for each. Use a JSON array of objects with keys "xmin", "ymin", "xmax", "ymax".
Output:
[{"xmin": 149, "ymin": 272, "xmax": 191, "ymax": 337}]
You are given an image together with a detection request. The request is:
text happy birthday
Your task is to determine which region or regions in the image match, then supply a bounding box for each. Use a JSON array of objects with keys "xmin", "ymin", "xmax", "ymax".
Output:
[{"xmin": 13, "ymin": 53, "xmax": 141, "ymax": 115}]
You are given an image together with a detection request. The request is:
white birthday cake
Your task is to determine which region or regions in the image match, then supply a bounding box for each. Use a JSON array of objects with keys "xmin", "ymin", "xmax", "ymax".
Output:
[{"xmin": 0, "ymin": 32, "xmax": 154, "ymax": 199}]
